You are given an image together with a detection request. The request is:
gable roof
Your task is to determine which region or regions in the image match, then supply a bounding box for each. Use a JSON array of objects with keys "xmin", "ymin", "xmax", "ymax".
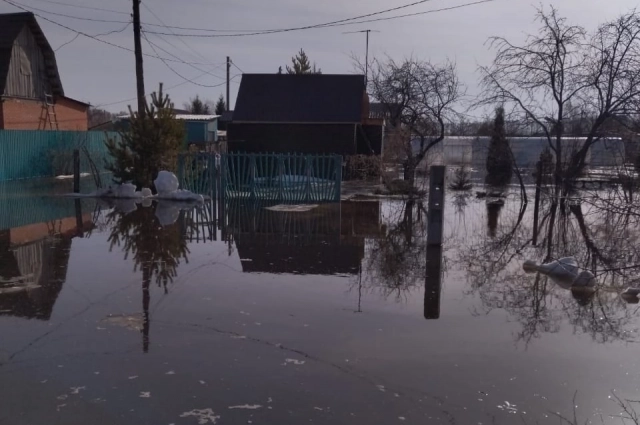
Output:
[
  {"xmin": 0, "ymin": 12, "xmax": 64, "ymax": 97},
  {"xmin": 233, "ymin": 74, "xmax": 366, "ymax": 123}
]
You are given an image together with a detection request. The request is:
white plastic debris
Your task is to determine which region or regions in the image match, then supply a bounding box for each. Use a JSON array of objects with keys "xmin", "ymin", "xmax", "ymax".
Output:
[{"xmin": 154, "ymin": 171, "xmax": 179, "ymax": 196}]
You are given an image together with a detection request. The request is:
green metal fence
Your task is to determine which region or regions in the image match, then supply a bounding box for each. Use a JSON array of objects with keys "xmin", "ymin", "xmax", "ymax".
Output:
[
  {"xmin": 0, "ymin": 130, "xmax": 118, "ymax": 182},
  {"xmin": 222, "ymin": 153, "xmax": 342, "ymax": 202},
  {"xmin": 178, "ymin": 153, "xmax": 342, "ymax": 202},
  {"xmin": 177, "ymin": 152, "xmax": 218, "ymax": 198}
]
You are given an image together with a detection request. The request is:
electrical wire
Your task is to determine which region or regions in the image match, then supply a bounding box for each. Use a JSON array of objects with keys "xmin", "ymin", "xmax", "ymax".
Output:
[
  {"xmin": 142, "ymin": 31, "xmax": 237, "ymax": 88},
  {"xmin": 141, "ymin": 28, "xmax": 226, "ymax": 81},
  {"xmin": 231, "ymin": 61, "xmax": 245, "ymax": 74},
  {"xmin": 0, "ymin": 0, "xmax": 217, "ymax": 66},
  {"xmin": 12, "ymin": 0, "xmax": 494, "ymax": 37},
  {"xmin": 24, "ymin": 0, "xmax": 130, "ymax": 15},
  {"xmin": 142, "ymin": 0, "xmax": 495, "ymax": 37},
  {"xmin": 8, "ymin": 0, "xmax": 131, "ymax": 23},
  {"xmin": 140, "ymin": 1, "xmax": 217, "ymax": 68}
]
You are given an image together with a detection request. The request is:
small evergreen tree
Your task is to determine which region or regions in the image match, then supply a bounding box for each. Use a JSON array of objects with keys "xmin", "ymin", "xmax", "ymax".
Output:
[
  {"xmin": 185, "ymin": 95, "xmax": 211, "ymax": 114},
  {"xmin": 106, "ymin": 83, "xmax": 185, "ymax": 190},
  {"xmin": 485, "ymin": 106, "xmax": 513, "ymax": 187},
  {"xmin": 214, "ymin": 94, "xmax": 226, "ymax": 115},
  {"xmin": 286, "ymin": 49, "xmax": 321, "ymax": 74}
]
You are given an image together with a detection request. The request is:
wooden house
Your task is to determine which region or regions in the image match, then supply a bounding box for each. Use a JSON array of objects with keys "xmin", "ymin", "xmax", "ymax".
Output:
[
  {"xmin": 0, "ymin": 12, "xmax": 89, "ymax": 130},
  {"xmin": 227, "ymin": 74, "xmax": 383, "ymax": 156}
]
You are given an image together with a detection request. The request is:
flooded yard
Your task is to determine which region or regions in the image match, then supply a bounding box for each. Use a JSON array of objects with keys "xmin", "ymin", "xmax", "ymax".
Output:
[{"xmin": 1, "ymin": 178, "xmax": 640, "ymax": 425}]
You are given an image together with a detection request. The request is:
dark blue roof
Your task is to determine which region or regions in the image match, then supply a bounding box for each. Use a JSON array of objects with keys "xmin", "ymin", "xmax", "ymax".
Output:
[{"xmin": 233, "ymin": 74, "xmax": 365, "ymax": 123}]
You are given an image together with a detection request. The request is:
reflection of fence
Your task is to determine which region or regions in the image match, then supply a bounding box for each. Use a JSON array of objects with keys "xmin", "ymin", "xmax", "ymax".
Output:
[
  {"xmin": 222, "ymin": 200, "xmax": 342, "ymax": 244},
  {"xmin": 178, "ymin": 153, "xmax": 342, "ymax": 202}
]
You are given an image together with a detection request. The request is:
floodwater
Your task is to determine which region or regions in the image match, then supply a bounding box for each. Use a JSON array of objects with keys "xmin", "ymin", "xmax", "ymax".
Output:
[{"xmin": 1, "ymin": 177, "xmax": 640, "ymax": 425}]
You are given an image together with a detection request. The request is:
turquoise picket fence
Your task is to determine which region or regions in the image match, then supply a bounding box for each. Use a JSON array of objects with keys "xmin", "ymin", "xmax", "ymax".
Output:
[
  {"xmin": 0, "ymin": 130, "xmax": 118, "ymax": 182},
  {"xmin": 177, "ymin": 153, "xmax": 342, "ymax": 202}
]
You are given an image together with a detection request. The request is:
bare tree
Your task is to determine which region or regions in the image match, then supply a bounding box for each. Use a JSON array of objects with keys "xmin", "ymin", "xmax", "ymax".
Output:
[
  {"xmin": 368, "ymin": 57, "xmax": 464, "ymax": 185},
  {"xmin": 478, "ymin": 6, "xmax": 640, "ymax": 187}
]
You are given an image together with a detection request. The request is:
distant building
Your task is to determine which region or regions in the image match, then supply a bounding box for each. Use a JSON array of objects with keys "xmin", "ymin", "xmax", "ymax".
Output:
[
  {"xmin": 227, "ymin": 74, "xmax": 383, "ymax": 156},
  {"xmin": 114, "ymin": 113, "xmax": 220, "ymax": 150},
  {"xmin": 0, "ymin": 12, "xmax": 89, "ymax": 130}
]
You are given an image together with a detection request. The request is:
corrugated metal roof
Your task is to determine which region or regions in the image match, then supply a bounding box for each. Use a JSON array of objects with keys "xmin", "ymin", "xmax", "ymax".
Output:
[
  {"xmin": 115, "ymin": 114, "xmax": 220, "ymax": 121},
  {"xmin": 175, "ymin": 114, "xmax": 220, "ymax": 121},
  {"xmin": 233, "ymin": 74, "xmax": 365, "ymax": 123}
]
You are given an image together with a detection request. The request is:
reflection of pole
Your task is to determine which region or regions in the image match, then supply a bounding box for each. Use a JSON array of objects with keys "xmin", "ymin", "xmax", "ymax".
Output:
[
  {"xmin": 425, "ymin": 166, "xmax": 445, "ymax": 319},
  {"xmin": 74, "ymin": 198, "xmax": 83, "ymax": 237},
  {"xmin": 73, "ymin": 149, "xmax": 80, "ymax": 193},
  {"xmin": 424, "ymin": 245, "xmax": 443, "ymax": 319},
  {"xmin": 533, "ymin": 160, "xmax": 542, "ymax": 246},
  {"xmin": 142, "ymin": 265, "xmax": 151, "ymax": 353}
]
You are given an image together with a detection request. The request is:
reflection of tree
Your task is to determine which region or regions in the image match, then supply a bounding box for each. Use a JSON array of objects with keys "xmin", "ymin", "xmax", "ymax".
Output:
[
  {"xmin": 458, "ymin": 189, "xmax": 640, "ymax": 346},
  {"xmin": 362, "ymin": 200, "xmax": 428, "ymax": 298},
  {"xmin": 107, "ymin": 203, "xmax": 190, "ymax": 352}
]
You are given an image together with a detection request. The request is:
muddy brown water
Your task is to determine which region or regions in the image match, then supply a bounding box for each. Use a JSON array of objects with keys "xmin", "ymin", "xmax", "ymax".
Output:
[{"xmin": 1, "ymin": 187, "xmax": 639, "ymax": 425}]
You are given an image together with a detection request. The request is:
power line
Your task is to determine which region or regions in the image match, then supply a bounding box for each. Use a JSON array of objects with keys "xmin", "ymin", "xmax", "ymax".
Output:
[
  {"xmin": 142, "ymin": 31, "xmax": 238, "ymax": 88},
  {"xmin": 143, "ymin": 0, "xmax": 495, "ymax": 38},
  {"xmin": 0, "ymin": 0, "xmax": 218, "ymax": 66},
  {"xmin": 141, "ymin": 28, "xmax": 226, "ymax": 80},
  {"xmin": 8, "ymin": 0, "xmax": 131, "ymax": 23},
  {"xmin": 24, "ymin": 0, "xmax": 130, "ymax": 15},
  {"xmin": 140, "ymin": 1, "xmax": 216, "ymax": 68},
  {"xmin": 15, "ymin": 0, "xmax": 493, "ymax": 37},
  {"xmin": 231, "ymin": 61, "xmax": 245, "ymax": 74}
]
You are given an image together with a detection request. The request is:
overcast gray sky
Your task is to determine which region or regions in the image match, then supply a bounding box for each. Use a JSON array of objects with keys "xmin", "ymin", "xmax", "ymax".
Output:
[{"xmin": 0, "ymin": 0, "xmax": 635, "ymax": 113}]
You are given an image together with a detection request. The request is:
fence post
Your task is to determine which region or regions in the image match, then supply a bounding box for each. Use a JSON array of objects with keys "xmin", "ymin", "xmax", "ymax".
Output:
[
  {"xmin": 73, "ymin": 149, "xmax": 80, "ymax": 193},
  {"xmin": 532, "ymin": 160, "xmax": 542, "ymax": 246},
  {"xmin": 305, "ymin": 156, "xmax": 311, "ymax": 203},
  {"xmin": 177, "ymin": 154, "xmax": 185, "ymax": 189},
  {"xmin": 427, "ymin": 165, "xmax": 446, "ymax": 246},
  {"xmin": 335, "ymin": 155, "xmax": 342, "ymax": 202}
]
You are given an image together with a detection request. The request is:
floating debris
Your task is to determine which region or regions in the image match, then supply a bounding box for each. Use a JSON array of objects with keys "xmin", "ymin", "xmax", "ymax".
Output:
[
  {"xmin": 180, "ymin": 408, "xmax": 220, "ymax": 424},
  {"xmin": 128, "ymin": 376, "xmax": 138, "ymax": 380},
  {"xmin": 101, "ymin": 314, "xmax": 145, "ymax": 332},
  {"xmin": 228, "ymin": 405, "xmax": 262, "ymax": 410},
  {"xmin": 165, "ymin": 370, "xmax": 176, "ymax": 375},
  {"xmin": 497, "ymin": 401, "xmax": 518, "ymax": 414},
  {"xmin": 70, "ymin": 386, "xmax": 85, "ymax": 394},
  {"xmin": 139, "ymin": 392, "xmax": 151, "ymax": 398},
  {"xmin": 282, "ymin": 358, "xmax": 305, "ymax": 366}
]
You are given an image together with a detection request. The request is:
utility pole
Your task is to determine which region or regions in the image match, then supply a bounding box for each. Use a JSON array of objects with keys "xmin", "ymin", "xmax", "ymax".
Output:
[
  {"xmin": 226, "ymin": 56, "xmax": 231, "ymax": 112},
  {"xmin": 343, "ymin": 29, "xmax": 379, "ymax": 87},
  {"xmin": 132, "ymin": 0, "xmax": 145, "ymax": 116}
]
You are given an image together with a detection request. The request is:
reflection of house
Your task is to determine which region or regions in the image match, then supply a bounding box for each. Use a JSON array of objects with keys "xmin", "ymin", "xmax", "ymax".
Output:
[
  {"xmin": 0, "ymin": 12, "xmax": 89, "ymax": 130},
  {"xmin": 226, "ymin": 201, "xmax": 382, "ymax": 275},
  {"xmin": 0, "ymin": 214, "xmax": 91, "ymax": 320},
  {"xmin": 228, "ymin": 74, "xmax": 383, "ymax": 156}
]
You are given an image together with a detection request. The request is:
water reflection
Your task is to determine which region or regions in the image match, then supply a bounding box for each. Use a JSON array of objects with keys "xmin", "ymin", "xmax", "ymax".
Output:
[
  {"xmin": 106, "ymin": 200, "xmax": 193, "ymax": 352},
  {"xmin": 224, "ymin": 200, "xmax": 384, "ymax": 275},
  {"xmin": 458, "ymin": 186, "xmax": 640, "ymax": 345},
  {"xmin": 0, "ymin": 213, "xmax": 92, "ymax": 320}
]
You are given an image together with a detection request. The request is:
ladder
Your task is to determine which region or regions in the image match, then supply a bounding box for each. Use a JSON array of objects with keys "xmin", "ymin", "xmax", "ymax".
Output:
[{"xmin": 44, "ymin": 93, "xmax": 58, "ymax": 130}]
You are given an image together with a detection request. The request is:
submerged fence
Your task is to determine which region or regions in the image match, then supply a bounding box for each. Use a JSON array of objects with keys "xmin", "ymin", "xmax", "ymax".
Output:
[
  {"xmin": 0, "ymin": 130, "xmax": 117, "ymax": 182},
  {"xmin": 178, "ymin": 153, "xmax": 342, "ymax": 202}
]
